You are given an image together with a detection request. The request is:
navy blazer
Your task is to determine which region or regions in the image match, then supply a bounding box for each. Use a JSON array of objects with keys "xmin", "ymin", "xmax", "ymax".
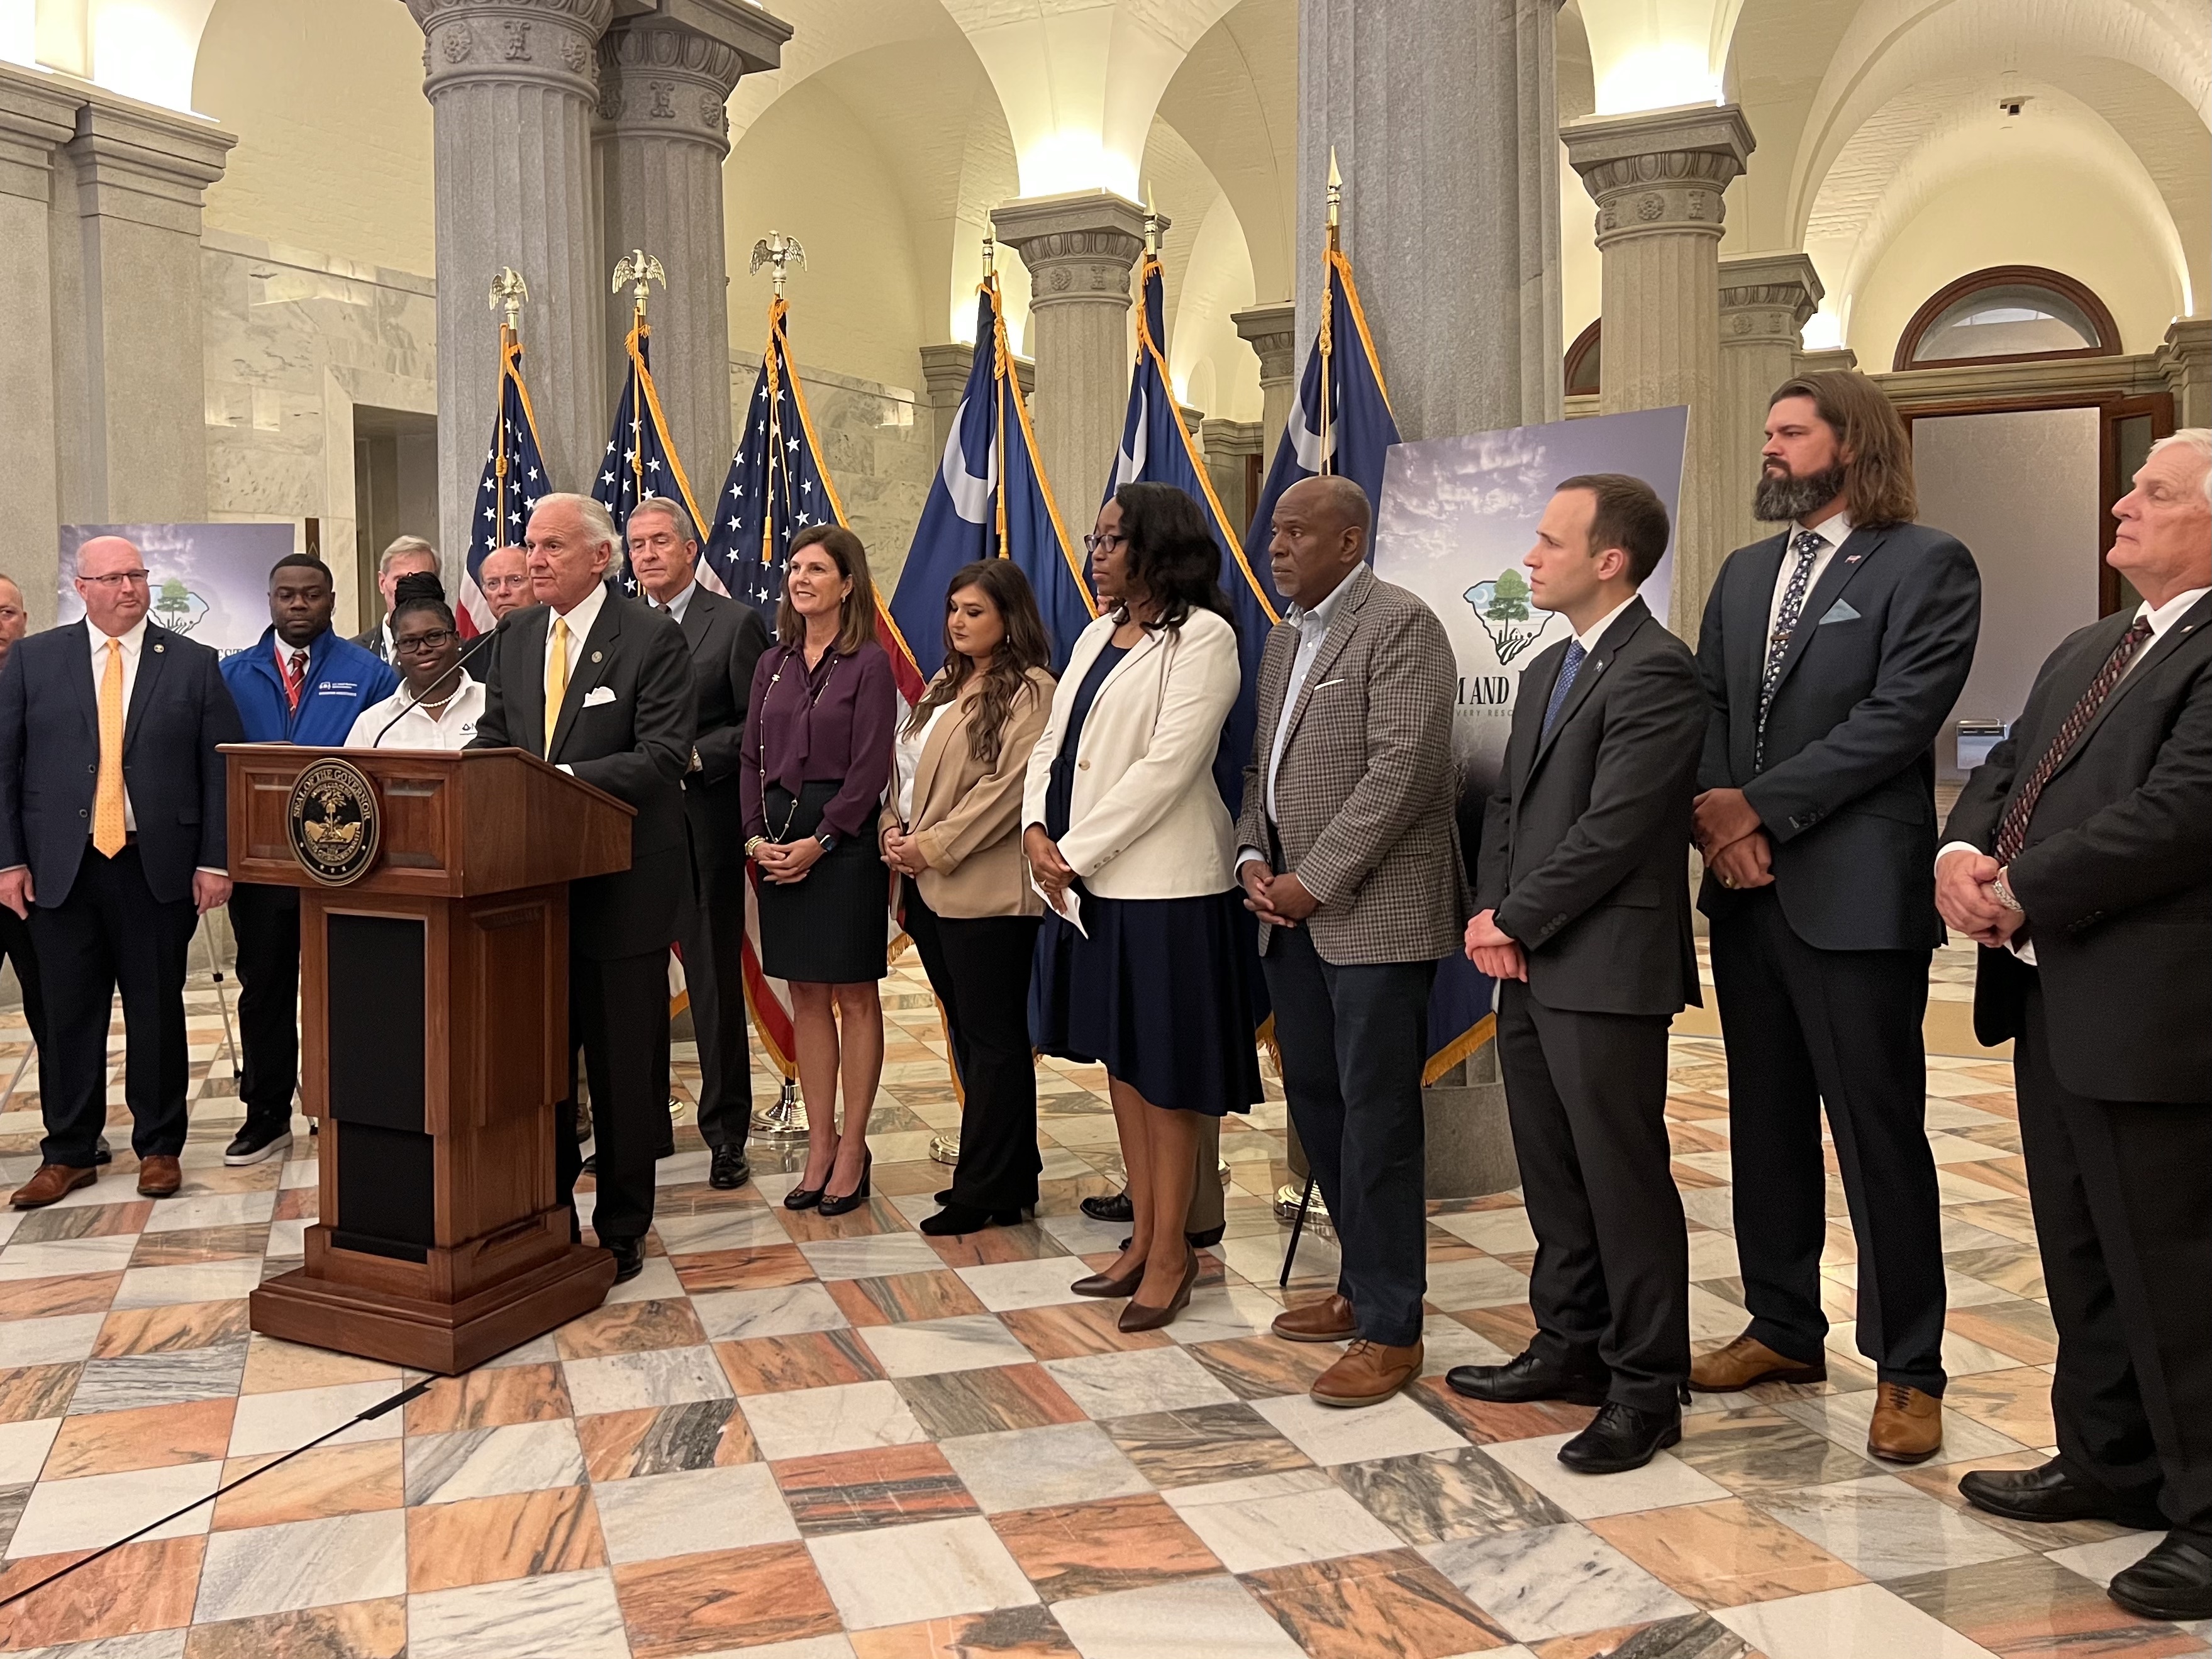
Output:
[
  {"xmin": 1696, "ymin": 520, "xmax": 1981, "ymax": 952},
  {"xmin": 0, "ymin": 622, "xmax": 244, "ymax": 907}
]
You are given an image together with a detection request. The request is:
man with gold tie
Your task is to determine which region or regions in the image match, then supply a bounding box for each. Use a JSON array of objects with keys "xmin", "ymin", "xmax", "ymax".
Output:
[{"xmin": 0, "ymin": 536, "xmax": 243, "ymax": 1207}]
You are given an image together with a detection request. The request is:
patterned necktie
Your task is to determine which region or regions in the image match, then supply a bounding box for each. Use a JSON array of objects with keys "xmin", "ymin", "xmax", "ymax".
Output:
[
  {"xmin": 543, "ymin": 615, "xmax": 570, "ymax": 755},
  {"xmin": 1756, "ymin": 529, "xmax": 1825, "ymax": 767},
  {"xmin": 1540, "ymin": 640, "xmax": 1586, "ymax": 740},
  {"xmin": 1994, "ymin": 618, "xmax": 2154, "ymax": 865},
  {"xmin": 283, "ymin": 648, "xmax": 308, "ymax": 714},
  {"xmin": 93, "ymin": 639, "xmax": 126, "ymax": 857}
]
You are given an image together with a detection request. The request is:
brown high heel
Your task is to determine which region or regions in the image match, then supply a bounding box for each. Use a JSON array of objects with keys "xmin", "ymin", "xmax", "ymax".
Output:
[
  {"xmin": 1072, "ymin": 1257, "xmax": 1145, "ymax": 1298},
  {"xmin": 1118, "ymin": 1246, "xmax": 1199, "ymax": 1333}
]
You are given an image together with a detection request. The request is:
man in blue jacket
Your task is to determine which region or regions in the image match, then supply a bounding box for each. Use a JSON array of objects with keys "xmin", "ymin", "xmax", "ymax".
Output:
[{"xmin": 218, "ymin": 554, "xmax": 397, "ymax": 1165}]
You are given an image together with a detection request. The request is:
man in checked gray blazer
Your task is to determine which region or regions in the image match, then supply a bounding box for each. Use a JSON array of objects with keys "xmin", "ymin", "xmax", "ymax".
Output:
[{"xmin": 1235, "ymin": 475, "xmax": 1470, "ymax": 1410}]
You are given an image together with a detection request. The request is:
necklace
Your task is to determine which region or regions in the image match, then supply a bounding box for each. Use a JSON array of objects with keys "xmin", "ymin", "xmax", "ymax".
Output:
[{"xmin": 760, "ymin": 644, "xmax": 838, "ymax": 843}]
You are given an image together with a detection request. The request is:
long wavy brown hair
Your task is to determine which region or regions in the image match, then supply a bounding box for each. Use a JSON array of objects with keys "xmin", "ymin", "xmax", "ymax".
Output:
[
  {"xmin": 905, "ymin": 560, "xmax": 1052, "ymax": 766},
  {"xmin": 1769, "ymin": 371, "xmax": 1918, "ymax": 530}
]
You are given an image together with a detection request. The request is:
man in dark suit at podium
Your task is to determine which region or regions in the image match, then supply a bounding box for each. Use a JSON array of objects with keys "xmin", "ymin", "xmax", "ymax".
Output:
[
  {"xmin": 469, "ymin": 494, "xmax": 696, "ymax": 1281},
  {"xmin": 1, "ymin": 536, "xmax": 242, "ymax": 1208},
  {"xmin": 625, "ymin": 496, "xmax": 770, "ymax": 1189}
]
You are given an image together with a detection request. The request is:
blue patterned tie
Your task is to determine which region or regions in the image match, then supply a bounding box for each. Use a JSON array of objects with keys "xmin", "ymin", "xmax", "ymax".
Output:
[
  {"xmin": 1757, "ymin": 529, "xmax": 1825, "ymax": 767},
  {"xmin": 1541, "ymin": 640, "xmax": 1586, "ymax": 740}
]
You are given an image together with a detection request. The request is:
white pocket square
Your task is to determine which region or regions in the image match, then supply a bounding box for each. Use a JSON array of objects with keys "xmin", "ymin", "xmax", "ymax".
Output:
[
  {"xmin": 582, "ymin": 685, "xmax": 618, "ymax": 707},
  {"xmin": 1818, "ymin": 599, "xmax": 1860, "ymax": 624}
]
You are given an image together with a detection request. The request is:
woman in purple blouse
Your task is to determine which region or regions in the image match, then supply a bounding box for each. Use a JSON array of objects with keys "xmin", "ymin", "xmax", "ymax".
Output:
[{"xmin": 740, "ymin": 524, "xmax": 898, "ymax": 1217}]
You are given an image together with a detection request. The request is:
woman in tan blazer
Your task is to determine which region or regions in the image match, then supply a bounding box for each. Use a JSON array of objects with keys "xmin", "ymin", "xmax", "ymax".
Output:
[{"xmin": 881, "ymin": 560, "xmax": 1055, "ymax": 1236}]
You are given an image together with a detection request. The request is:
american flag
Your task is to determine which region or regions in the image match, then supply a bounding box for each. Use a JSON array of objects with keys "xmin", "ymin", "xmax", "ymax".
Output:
[
  {"xmin": 459, "ymin": 334, "xmax": 552, "ymax": 636},
  {"xmin": 706, "ymin": 296, "xmax": 926, "ymax": 702},
  {"xmin": 594, "ymin": 319, "xmax": 711, "ymax": 597}
]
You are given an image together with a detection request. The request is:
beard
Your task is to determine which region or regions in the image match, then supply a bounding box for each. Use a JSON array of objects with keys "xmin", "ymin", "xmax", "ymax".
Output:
[{"xmin": 1754, "ymin": 460, "xmax": 1847, "ymax": 523}]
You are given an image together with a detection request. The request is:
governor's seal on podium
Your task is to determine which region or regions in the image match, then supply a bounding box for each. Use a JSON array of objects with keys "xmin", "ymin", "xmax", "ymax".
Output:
[{"xmin": 287, "ymin": 757, "xmax": 381, "ymax": 885}]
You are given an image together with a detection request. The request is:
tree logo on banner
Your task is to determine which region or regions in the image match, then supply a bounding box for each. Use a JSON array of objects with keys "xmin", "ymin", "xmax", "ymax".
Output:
[{"xmin": 1464, "ymin": 569, "xmax": 1554, "ymax": 664}]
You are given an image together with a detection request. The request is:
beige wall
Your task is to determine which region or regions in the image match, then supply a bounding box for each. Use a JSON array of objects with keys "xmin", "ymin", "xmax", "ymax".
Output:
[
  {"xmin": 192, "ymin": 0, "xmax": 433, "ymax": 277},
  {"xmin": 1848, "ymin": 157, "xmax": 2189, "ymax": 373}
]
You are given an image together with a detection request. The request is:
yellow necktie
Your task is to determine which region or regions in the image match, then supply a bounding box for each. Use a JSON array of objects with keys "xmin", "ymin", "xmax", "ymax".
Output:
[
  {"xmin": 93, "ymin": 639, "xmax": 126, "ymax": 857},
  {"xmin": 544, "ymin": 615, "xmax": 569, "ymax": 755}
]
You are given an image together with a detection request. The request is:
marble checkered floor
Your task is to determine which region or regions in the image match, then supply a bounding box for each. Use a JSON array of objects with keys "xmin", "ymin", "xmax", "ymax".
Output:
[{"xmin": 0, "ymin": 952, "xmax": 2203, "ymax": 1659}]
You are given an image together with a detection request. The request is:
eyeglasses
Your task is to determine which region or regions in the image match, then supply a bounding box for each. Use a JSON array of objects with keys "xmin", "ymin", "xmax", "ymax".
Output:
[
  {"xmin": 393, "ymin": 629, "xmax": 458, "ymax": 655},
  {"xmin": 80, "ymin": 570, "xmax": 150, "ymax": 589},
  {"xmin": 1082, "ymin": 532, "xmax": 1126, "ymax": 556}
]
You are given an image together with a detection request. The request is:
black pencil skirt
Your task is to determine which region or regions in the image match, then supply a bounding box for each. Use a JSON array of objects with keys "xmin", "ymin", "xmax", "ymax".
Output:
[{"xmin": 755, "ymin": 782, "xmax": 889, "ymax": 984}]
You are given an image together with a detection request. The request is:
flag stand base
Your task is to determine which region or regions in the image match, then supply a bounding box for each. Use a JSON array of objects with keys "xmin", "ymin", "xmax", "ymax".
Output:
[
  {"xmin": 751, "ymin": 1076, "xmax": 808, "ymax": 1139},
  {"xmin": 930, "ymin": 1133, "xmax": 960, "ymax": 1167}
]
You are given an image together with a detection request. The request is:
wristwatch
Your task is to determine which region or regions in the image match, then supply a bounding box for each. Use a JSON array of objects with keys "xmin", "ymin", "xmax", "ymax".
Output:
[{"xmin": 815, "ymin": 830, "xmax": 839, "ymax": 855}]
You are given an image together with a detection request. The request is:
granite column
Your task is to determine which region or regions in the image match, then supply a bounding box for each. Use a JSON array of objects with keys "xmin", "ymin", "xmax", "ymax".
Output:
[
  {"xmin": 1564, "ymin": 104, "xmax": 1755, "ymax": 646},
  {"xmin": 0, "ymin": 67, "xmax": 77, "ymax": 623},
  {"xmin": 1232, "ymin": 302, "xmax": 1298, "ymax": 453},
  {"xmin": 1718, "ymin": 253, "xmax": 1821, "ymax": 564},
  {"xmin": 992, "ymin": 191, "xmax": 1150, "ymax": 515},
  {"xmin": 594, "ymin": 0, "xmax": 788, "ymax": 491},
  {"xmin": 407, "ymin": 0, "xmax": 613, "ymax": 576}
]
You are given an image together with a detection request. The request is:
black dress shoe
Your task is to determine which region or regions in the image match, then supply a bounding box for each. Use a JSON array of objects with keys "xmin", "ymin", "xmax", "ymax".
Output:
[
  {"xmin": 94, "ymin": 1135, "xmax": 113, "ymax": 1167},
  {"xmin": 1557, "ymin": 1401, "xmax": 1681, "ymax": 1474},
  {"xmin": 1959, "ymin": 1460, "xmax": 2168, "ymax": 1531},
  {"xmin": 1447, "ymin": 1348, "xmax": 1610, "ymax": 1406},
  {"xmin": 1082, "ymin": 1191, "xmax": 1133, "ymax": 1224},
  {"xmin": 2110, "ymin": 1536, "xmax": 2212, "ymax": 1623},
  {"xmin": 605, "ymin": 1237, "xmax": 644, "ymax": 1284},
  {"xmin": 223, "ymin": 1119, "xmax": 294, "ymax": 1167},
  {"xmin": 581, "ymin": 1152, "xmax": 598, "ymax": 1177},
  {"xmin": 920, "ymin": 1202, "xmax": 1026, "ymax": 1236},
  {"xmin": 709, "ymin": 1146, "xmax": 750, "ymax": 1190}
]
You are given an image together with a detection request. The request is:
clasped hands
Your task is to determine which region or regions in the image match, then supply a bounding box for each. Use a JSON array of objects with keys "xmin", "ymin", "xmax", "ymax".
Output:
[
  {"xmin": 1694, "ymin": 787, "xmax": 1773, "ymax": 891},
  {"xmin": 753, "ymin": 836, "xmax": 823, "ymax": 885},
  {"xmin": 1237, "ymin": 858, "xmax": 1318, "ymax": 928},
  {"xmin": 880, "ymin": 826, "xmax": 929, "ymax": 879},
  {"xmin": 1936, "ymin": 848, "xmax": 2025, "ymax": 947}
]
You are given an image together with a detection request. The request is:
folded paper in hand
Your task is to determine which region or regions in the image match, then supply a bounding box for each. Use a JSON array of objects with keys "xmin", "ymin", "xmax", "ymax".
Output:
[{"xmin": 1028, "ymin": 867, "xmax": 1087, "ymax": 938}]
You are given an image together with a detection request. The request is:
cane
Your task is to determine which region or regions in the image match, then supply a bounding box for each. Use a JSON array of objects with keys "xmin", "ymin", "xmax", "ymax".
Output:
[{"xmin": 1278, "ymin": 1170, "xmax": 1317, "ymax": 1288}]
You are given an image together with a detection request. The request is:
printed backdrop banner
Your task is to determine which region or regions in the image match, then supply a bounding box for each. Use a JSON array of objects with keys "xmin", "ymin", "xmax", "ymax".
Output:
[
  {"xmin": 59, "ymin": 523, "xmax": 296, "ymax": 659},
  {"xmin": 1373, "ymin": 406, "xmax": 1690, "ymax": 811}
]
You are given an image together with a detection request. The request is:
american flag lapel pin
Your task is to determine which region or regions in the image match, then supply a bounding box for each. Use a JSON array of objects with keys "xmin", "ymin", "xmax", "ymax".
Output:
[{"xmin": 1845, "ymin": 554, "xmax": 1863, "ymax": 563}]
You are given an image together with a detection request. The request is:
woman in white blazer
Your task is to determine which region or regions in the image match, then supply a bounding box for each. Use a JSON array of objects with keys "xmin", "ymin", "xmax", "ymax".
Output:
[{"xmin": 1023, "ymin": 482, "xmax": 1262, "ymax": 1331}]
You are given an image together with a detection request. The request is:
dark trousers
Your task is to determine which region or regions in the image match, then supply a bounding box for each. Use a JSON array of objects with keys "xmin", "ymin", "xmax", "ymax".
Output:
[
  {"xmin": 682, "ymin": 841, "xmax": 753, "ymax": 1154},
  {"xmin": 901, "ymin": 878, "xmax": 1042, "ymax": 1212},
  {"xmin": 27, "ymin": 845, "xmax": 197, "ymax": 1165},
  {"xmin": 2018, "ymin": 977, "xmax": 2212, "ymax": 1545},
  {"xmin": 0, "ymin": 902, "xmax": 55, "ymax": 1109},
  {"xmin": 1263, "ymin": 924, "xmax": 1435, "ymax": 1347},
  {"xmin": 228, "ymin": 882, "xmax": 300, "ymax": 1128},
  {"xmin": 1709, "ymin": 888, "xmax": 1946, "ymax": 1394},
  {"xmin": 562, "ymin": 950, "xmax": 669, "ymax": 1245},
  {"xmin": 1498, "ymin": 982, "xmax": 1688, "ymax": 1412}
]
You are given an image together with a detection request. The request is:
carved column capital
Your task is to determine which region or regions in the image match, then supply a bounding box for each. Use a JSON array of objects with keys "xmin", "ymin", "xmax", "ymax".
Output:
[
  {"xmin": 1232, "ymin": 302, "xmax": 1298, "ymax": 385},
  {"xmin": 991, "ymin": 191, "xmax": 1151, "ymax": 313},
  {"xmin": 1562, "ymin": 104, "xmax": 1754, "ymax": 250},
  {"xmin": 1720, "ymin": 252, "xmax": 1823, "ymax": 348},
  {"xmin": 405, "ymin": 0, "xmax": 616, "ymax": 102},
  {"xmin": 595, "ymin": 0, "xmax": 789, "ymax": 155}
]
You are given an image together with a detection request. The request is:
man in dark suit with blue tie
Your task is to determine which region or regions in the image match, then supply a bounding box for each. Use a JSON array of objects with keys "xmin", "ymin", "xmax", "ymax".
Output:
[
  {"xmin": 1450, "ymin": 475, "xmax": 1707, "ymax": 1473},
  {"xmin": 1689, "ymin": 372, "xmax": 1981, "ymax": 1464},
  {"xmin": 1, "ymin": 536, "xmax": 243, "ymax": 1208}
]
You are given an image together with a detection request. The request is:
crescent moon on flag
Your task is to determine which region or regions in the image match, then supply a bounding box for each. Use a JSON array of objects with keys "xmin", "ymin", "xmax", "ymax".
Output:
[{"xmin": 940, "ymin": 394, "xmax": 998, "ymax": 525}]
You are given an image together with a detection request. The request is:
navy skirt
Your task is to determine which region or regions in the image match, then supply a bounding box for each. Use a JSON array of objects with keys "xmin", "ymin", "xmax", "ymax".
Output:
[{"xmin": 1028, "ymin": 888, "xmax": 1263, "ymax": 1118}]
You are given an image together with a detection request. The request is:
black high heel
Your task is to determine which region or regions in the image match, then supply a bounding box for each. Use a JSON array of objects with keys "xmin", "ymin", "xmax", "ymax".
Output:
[
  {"xmin": 784, "ymin": 1156, "xmax": 833, "ymax": 1211},
  {"xmin": 818, "ymin": 1150, "xmax": 872, "ymax": 1218}
]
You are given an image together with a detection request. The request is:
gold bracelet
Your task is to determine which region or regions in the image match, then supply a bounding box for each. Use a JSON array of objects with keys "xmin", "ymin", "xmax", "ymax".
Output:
[{"xmin": 744, "ymin": 836, "xmax": 766, "ymax": 859}]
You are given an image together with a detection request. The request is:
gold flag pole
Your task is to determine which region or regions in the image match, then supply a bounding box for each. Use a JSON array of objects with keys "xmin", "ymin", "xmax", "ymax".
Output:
[
  {"xmin": 610, "ymin": 250, "xmax": 666, "ymax": 509},
  {"xmin": 1318, "ymin": 149, "xmax": 1341, "ymax": 479},
  {"xmin": 488, "ymin": 268, "xmax": 528, "ymax": 537}
]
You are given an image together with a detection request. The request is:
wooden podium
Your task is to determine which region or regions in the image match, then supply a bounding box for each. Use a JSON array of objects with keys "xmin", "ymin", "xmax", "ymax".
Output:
[{"xmin": 224, "ymin": 744, "xmax": 634, "ymax": 1373}]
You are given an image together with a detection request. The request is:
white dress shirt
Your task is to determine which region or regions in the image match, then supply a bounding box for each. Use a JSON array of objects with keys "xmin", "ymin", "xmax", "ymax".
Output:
[
  {"xmin": 1767, "ymin": 509, "xmax": 1854, "ymax": 650},
  {"xmin": 345, "ymin": 672, "xmax": 485, "ymax": 751},
  {"xmin": 652, "ymin": 579, "xmax": 698, "ymax": 625},
  {"xmin": 1938, "ymin": 582, "xmax": 2209, "ymax": 964},
  {"xmin": 87, "ymin": 617, "xmax": 149, "ymax": 833},
  {"xmin": 1235, "ymin": 570, "xmax": 1357, "ymax": 875},
  {"xmin": 1570, "ymin": 593, "xmax": 1639, "ymax": 658},
  {"xmin": 893, "ymin": 697, "xmax": 953, "ymax": 826}
]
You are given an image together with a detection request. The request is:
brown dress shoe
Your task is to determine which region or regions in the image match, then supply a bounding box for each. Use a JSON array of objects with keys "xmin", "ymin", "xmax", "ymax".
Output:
[
  {"xmin": 1867, "ymin": 1382, "xmax": 1943, "ymax": 1463},
  {"xmin": 1310, "ymin": 1338, "xmax": 1423, "ymax": 1408},
  {"xmin": 136, "ymin": 1155, "xmax": 183, "ymax": 1198},
  {"xmin": 1272, "ymin": 1294, "xmax": 1357, "ymax": 1344},
  {"xmin": 11, "ymin": 1163, "xmax": 96, "ymax": 1209},
  {"xmin": 1690, "ymin": 1332, "xmax": 1828, "ymax": 1392}
]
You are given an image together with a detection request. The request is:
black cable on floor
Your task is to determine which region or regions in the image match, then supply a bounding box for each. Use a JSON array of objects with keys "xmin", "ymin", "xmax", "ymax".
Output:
[{"xmin": 0, "ymin": 1376, "xmax": 433, "ymax": 1611}]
